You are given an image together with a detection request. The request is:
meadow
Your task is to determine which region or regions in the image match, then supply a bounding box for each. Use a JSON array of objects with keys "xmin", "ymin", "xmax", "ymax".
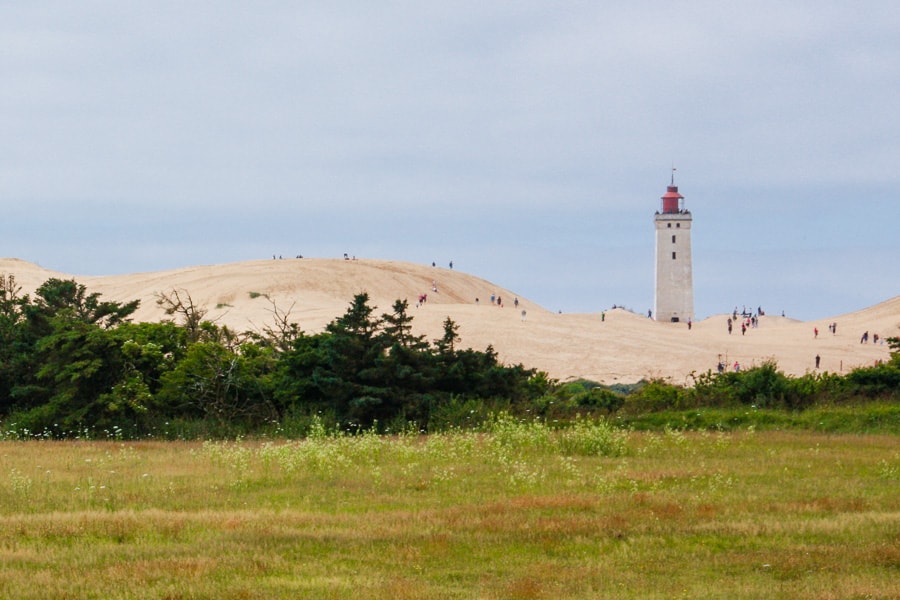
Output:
[{"xmin": 0, "ymin": 418, "xmax": 897, "ymax": 599}]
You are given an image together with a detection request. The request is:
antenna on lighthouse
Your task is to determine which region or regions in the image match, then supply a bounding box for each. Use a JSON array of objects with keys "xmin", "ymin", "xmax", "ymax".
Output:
[{"xmin": 671, "ymin": 165, "xmax": 677, "ymax": 186}]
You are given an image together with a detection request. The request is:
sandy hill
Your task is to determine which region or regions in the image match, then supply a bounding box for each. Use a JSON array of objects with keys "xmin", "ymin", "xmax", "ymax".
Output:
[{"xmin": 2, "ymin": 257, "xmax": 897, "ymax": 385}]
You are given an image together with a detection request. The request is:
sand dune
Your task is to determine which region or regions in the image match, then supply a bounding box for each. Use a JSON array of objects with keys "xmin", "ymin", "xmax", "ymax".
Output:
[{"xmin": 2, "ymin": 257, "xmax": 896, "ymax": 384}]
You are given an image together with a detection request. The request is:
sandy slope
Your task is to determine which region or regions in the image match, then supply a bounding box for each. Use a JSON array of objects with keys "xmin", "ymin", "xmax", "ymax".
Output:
[{"xmin": 2, "ymin": 257, "xmax": 897, "ymax": 384}]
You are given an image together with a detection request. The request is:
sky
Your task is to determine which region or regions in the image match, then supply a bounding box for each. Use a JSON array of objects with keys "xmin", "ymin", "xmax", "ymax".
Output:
[{"xmin": 2, "ymin": 2, "xmax": 898, "ymax": 321}]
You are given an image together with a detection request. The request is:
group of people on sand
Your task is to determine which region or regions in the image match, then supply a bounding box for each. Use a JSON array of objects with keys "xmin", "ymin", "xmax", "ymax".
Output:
[
  {"xmin": 726, "ymin": 316, "xmax": 755, "ymax": 336},
  {"xmin": 733, "ymin": 306, "xmax": 764, "ymax": 319},
  {"xmin": 725, "ymin": 305, "xmax": 766, "ymax": 336},
  {"xmin": 416, "ymin": 280, "xmax": 440, "ymax": 306},
  {"xmin": 416, "ymin": 280, "xmax": 441, "ymax": 307},
  {"xmin": 474, "ymin": 293, "xmax": 521, "ymax": 310},
  {"xmin": 811, "ymin": 325, "xmax": 883, "ymax": 345},
  {"xmin": 480, "ymin": 293, "xmax": 504, "ymax": 307},
  {"xmin": 815, "ymin": 322, "xmax": 840, "ymax": 338},
  {"xmin": 713, "ymin": 304, "xmax": 889, "ymax": 374},
  {"xmin": 470, "ymin": 293, "xmax": 525, "ymax": 320},
  {"xmin": 717, "ymin": 361, "xmax": 741, "ymax": 373},
  {"xmin": 860, "ymin": 331, "xmax": 883, "ymax": 344},
  {"xmin": 812, "ymin": 327, "xmax": 887, "ymax": 372},
  {"xmin": 417, "ymin": 281, "xmax": 526, "ymax": 319}
]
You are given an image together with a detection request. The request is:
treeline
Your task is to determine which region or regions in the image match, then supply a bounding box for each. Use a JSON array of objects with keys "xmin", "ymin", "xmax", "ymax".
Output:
[
  {"xmin": 0, "ymin": 276, "xmax": 545, "ymax": 437},
  {"xmin": 0, "ymin": 276, "xmax": 898, "ymax": 439}
]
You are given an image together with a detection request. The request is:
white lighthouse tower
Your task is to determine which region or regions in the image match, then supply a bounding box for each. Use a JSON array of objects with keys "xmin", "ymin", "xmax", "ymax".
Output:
[{"xmin": 653, "ymin": 173, "xmax": 694, "ymax": 322}]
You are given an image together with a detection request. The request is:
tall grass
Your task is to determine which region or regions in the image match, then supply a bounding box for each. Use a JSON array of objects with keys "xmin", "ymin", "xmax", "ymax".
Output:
[{"xmin": 0, "ymin": 423, "xmax": 897, "ymax": 598}]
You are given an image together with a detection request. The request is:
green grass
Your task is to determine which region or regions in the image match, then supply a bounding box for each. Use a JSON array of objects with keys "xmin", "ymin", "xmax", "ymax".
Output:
[
  {"xmin": 617, "ymin": 402, "xmax": 900, "ymax": 434},
  {"xmin": 0, "ymin": 423, "xmax": 897, "ymax": 598}
]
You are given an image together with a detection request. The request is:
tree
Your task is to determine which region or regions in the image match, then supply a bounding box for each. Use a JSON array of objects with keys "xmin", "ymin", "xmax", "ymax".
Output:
[
  {"xmin": 255, "ymin": 298, "xmax": 303, "ymax": 353},
  {"xmin": 116, "ymin": 321, "xmax": 189, "ymax": 396},
  {"xmin": 155, "ymin": 289, "xmax": 208, "ymax": 343},
  {"xmin": 271, "ymin": 332, "xmax": 328, "ymax": 413},
  {"xmin": 21, "ymin": 317, "xmax": 129, "ymax": 431},
  {"xmin": 888, "ymin": 336, "xmax": 900, "ymax": 366},
  {"xmin": 4, "ymin": 279, "xmax": 142, "ymax": 430},
  {"xmin": 157, "ymin": 341, "xmax": 278, "ymax": 426},
  {"xmin": 316, "ymin": 293, "xmax": 390, "ymax": 423},
  {"xmin": 29, "ymin": 278, "xmax": 139, "ymax": 330},
  {"xmin": 381, "ymin": 299, "xmax": 427, "ymax": 350},
  {"xmin": 434, "ymin": 317, "xmax": 460, "ymax": 355},
  {"xmin": 0, "ymin": 275, "xmax": 26, "ymax": 409}
]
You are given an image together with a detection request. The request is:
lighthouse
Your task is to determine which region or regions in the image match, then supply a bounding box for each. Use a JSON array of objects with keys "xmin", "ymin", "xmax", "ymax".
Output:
[{"xmin": 653, "ymin": 175, "xmax": 694, "ymax": 322}]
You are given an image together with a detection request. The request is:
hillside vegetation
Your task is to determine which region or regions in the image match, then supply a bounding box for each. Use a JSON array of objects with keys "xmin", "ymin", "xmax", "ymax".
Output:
[{"xmin": 0, "ymin": 275, "xmax": 897, "ymax": 439}]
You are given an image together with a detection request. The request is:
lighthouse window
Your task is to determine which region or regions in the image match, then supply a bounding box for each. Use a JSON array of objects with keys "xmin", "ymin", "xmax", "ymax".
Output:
[
  {"xmin": 672, "ymin": 252, "xmax": 676, "ymax": 260},
  {"xmin": 667, "ymin": 223, "xmax": 671, "ymax": 228},
  {"xmin": 676, "ymin": 223, "xmax": 681, "ymax": 228},
  {"xmin": 671, "ymin": 235, "xmax": 676, "ymax": 243}
]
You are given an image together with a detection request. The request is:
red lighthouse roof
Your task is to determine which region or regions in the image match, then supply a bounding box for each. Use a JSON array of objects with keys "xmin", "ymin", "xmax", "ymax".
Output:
[{"xmin": 661, "ymin": 185, "xmax": 683, "ymax": 214}]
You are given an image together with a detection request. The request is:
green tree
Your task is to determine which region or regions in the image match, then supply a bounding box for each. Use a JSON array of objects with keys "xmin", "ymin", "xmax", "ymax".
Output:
[
  {"xmin": 434, "ymin": 317, "xmax": 460, "ymax": 355},
  {"xmin": 271, "ymin": 332, "xmax": 328, "ymax": 414},
  {"xmin": 18, "ymin": 318, "xmax": 129, "ymax": 432},
  {"xmin": 157, "ymin": 341, "xmax": 278, "ymax": 426},
  {"xmin": 27, "ymin": 278, "xmax": 139, "ymax": 331},
  {"xmin": 381, "ymin": 299, "xmax": 427, "ymax": 350},
  {"xmin": 316, "ymin": 293, "xmax": 390, "ymax": 424},
  {"xmin": 0, "ymin": 275, "xmax": 27, "ymax": 410},
  {"xmin": 888, "ymin": 336, "xmax": 900, "ymax": 366},
  {"xmin": 4, "ymin": 279, "xmax": 143, "ymax": 432}
]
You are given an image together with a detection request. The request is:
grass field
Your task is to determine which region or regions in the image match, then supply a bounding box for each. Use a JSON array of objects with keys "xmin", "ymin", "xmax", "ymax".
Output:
[{"xmin": 0, "ymin": 420, "xmax": 897, "ymax": 599}]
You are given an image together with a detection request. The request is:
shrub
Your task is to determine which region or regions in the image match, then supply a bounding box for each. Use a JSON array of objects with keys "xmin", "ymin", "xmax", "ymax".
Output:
[
  {"xmin": 624, "ymin": 379, "xmax": 683, "ymax": 412},
  {"xmin": 579, "ymin": 387, "xmax": 625, "ymax": 414},
  {"xmin": 427, "ymin": 396, "xmax": 505, "ymax": 431},
  {"xmin": 733, "ymin": 361, "xmax": 789, "ymax": 407},
  {"xmin": 532, "ymin": 379, "xmax": 625, "ymax": 418},
  {"xmin": 845, "ymin": 363, "xmax": 900, "ymax": 398}
]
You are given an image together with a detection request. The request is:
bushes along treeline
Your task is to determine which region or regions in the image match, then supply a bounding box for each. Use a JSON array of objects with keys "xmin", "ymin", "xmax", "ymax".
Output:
[
  {"xmin": 0, "ymin": 276, "xmax": 544, "ymax": 437},
  {"xmin": 0, "ymin": 276, "xmax": 897, "ymax": 438}
]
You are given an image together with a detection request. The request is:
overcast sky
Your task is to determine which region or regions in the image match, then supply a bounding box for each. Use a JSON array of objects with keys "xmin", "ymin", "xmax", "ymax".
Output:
[{"xmin": 2, "ymin": 2, "xmax": 898, "ymax": 321}]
